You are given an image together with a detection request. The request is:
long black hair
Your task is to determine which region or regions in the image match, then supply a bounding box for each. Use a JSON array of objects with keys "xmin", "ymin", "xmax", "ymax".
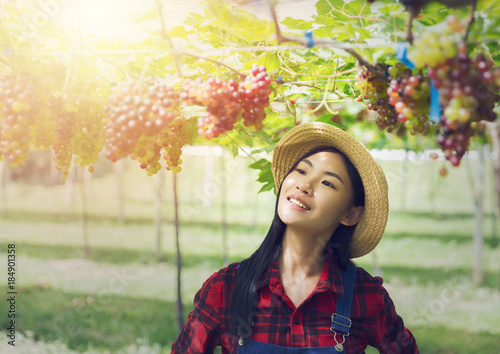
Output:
[{"xmin": 229, "ymin": 146, "xmax": 365, "ymax": 340}]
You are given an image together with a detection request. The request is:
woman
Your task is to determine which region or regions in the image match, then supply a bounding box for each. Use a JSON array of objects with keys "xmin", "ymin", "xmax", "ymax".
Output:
[{"xmin": 171, "ymin": 122, "xmax": 419, "ymax": 353}]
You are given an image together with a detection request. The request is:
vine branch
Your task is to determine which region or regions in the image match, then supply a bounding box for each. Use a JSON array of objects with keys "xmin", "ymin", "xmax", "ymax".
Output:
[
  {"xmin": 267, "ymin": 0, "xmax": 388, "ymax": 83},
  {"xmin": 82, "ymin": 43, "xmax": 132, "ymax": 80},
  {"xmin": 174, "ymin": 51, "xmax": 246, "ymax": 79},
  {"xmin": 464, "ymin": 0, "xmax": 478, "ymax": 41},
  {"xmin": 157, "ymin": 0, "xmax": 183, "ymax": 78}
]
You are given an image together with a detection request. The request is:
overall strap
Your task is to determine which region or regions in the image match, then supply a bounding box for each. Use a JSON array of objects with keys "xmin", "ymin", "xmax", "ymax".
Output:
[{"xmin": 330, "ymin": 264, "xmax": 357, "ymax": 353}]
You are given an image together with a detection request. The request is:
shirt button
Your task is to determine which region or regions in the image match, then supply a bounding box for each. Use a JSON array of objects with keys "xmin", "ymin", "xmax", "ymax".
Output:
[{"xmin": 293, "ymin": 318, "xmax": 300, "ymax": 325}]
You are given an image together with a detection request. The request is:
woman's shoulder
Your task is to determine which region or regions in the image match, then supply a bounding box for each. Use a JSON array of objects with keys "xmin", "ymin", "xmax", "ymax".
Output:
[
  {"xmin": 353, "ymin": 266, "xmax": 388, "ymax": 301},
  {"xmin": 355, "ymin": 266, "xmax": 384, "ymax": 286},
  {"xmin": 199, "ymin": 262, "xmax": 240, "ymax": 294},
  {"xmin": 206, "ymin": 261, "xmax": 240, "ymax": 284}
]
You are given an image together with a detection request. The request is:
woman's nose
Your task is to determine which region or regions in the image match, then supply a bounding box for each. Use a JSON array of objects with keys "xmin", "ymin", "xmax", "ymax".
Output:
[{"xmin": 296, "ymin": 182, "xmax": 312, "ymax": 195}]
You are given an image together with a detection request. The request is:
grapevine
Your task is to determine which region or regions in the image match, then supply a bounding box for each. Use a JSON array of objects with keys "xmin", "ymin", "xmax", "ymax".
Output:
[
  {"xmin": 104, "ymin": 80, "xmax": 180, "ymax": 162},
  {"xmin": 52, "ymin": 109, "xmax": 76, "ymax": 179},
  {"xmin": 182, "ymin": 64, "xmax": 272, "ymax": 138},
  {"xmin": 182, "ymin": 77, "xmax": 242, "ymax": 139},
  {"xmin": 70, "ymin": 77, "xmax": 110, "ymax": 172},
  {"xmin": 159, "ymin": 117, "xmax": 194, "ymax": 174},
  {"xmin": 408, "ymin": 15, "xmax": 465, "ymax": 68},
  {"xmin": 133, "ymin": 135, "xmax": 163, "ymax": 176},
  {"xmin": 386, "ymin": 64, "xmax": 431, "ymax": 135},
  {"xmin": 431, "ymin": 52, "xmax": 500, "ymax": 166},
  {"xmin": 354, "ymin": 64, "xmax": 400, "ymax": 133},
  {"xmin": 239, "ymin": 64, "xmax": 272, "ymax": 130},
  {"xmin": 0, "ymin": 73, "xmax": 38, "ymax": 166},
  {"xmin": 131, "ymin": 116, "xmax": 194, "ymax": 175}
]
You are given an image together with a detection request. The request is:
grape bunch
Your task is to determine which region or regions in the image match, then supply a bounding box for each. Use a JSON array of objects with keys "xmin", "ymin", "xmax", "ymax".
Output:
[
  {"xmin": 133, "ymin": 135, "xmax": 163, "ymax": 176},
  {"xmin": 386, "ymin": 63, "xmax": 431, "ymax": 135},
  {"xmin": 431, "ymin": 52, "xmax": 500, "ymax": 166},
  {"xmin": 132, "ymin": 117, "xmax": 193, "ymax": 175},
  {"xmin": 159, "ymin": 117, "xmax": 194, "ymax": 174},
  {"xmin": 0, "ymin": 74, "xmax": 39, "ymax": 166},
  {"xmin": 104, "ymin": 80, "xmax": 180, "ymax": 162},
  {"xmin": 354, "ymin": 64, "xmax": 400, "ymax": 132},
  {"xmin": 409, "ymin": 15, "xmax": 465, "ymax": 68},
  {"xmin": 70, "ymin": 77, "xmax": 109, "ymax": 172},
  {"xmin": 182, "ymin": 77, "xmax": 241, "ymax": 139},
  {"xmin": 239, "ymin": 64, "xmax": 272, "ymax": 130},
  {"xmin": 52, "ymin": 109, "xmax": 76, "ymax": 179},
  {"xmin": 31, "ymin": 96, "xmax": 58, "ymax": 149}
]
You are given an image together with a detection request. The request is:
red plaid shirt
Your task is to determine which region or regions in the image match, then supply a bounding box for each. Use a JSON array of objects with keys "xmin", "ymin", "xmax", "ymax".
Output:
[{"xmin": 171, "ymin": 250, "xmax": 419, "ymax": 353}]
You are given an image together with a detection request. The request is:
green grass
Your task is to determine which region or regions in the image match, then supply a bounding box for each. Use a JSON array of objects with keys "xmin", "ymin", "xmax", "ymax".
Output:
[
  {"xmin": 0, "ymin": 286, "xmax": 179, "ymax": 352},
  {"xmin": 0, "ymin": 152, "xmax": 499, "ymax": 353}
]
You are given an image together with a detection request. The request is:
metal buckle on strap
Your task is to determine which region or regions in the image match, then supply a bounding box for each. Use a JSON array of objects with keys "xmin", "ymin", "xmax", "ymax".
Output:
[{"xmin": 330, "ymin": 313, "xmax": 352, "ymax": 331}]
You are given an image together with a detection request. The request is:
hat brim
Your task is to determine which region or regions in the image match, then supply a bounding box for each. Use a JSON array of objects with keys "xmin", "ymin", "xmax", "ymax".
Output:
[{"xmin": 272, "ymin": 122, "xmax": 389, "ymax": 258}]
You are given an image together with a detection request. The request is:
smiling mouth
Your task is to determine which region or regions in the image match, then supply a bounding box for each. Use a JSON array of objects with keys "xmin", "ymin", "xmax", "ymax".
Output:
[{"xmin": 288, "ymin": 197, "xmax": 310, "ymax": 210}]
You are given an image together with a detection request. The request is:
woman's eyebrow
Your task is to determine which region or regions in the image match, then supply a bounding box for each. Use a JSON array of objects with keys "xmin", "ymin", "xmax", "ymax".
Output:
[{"xmin": 301, "ymin": 158, "xmax": 344, "ymax": 184}]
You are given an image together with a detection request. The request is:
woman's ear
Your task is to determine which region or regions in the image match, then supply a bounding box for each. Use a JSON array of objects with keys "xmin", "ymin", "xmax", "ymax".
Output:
[{"xmin": 340, "ymin": 206, "xmax": 364, "ymax": 227}]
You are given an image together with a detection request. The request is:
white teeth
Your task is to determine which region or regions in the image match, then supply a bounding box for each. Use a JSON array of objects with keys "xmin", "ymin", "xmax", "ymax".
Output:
[{"xmin": 289, "ymin": 198, "xmax": 309, "ymax": 210}]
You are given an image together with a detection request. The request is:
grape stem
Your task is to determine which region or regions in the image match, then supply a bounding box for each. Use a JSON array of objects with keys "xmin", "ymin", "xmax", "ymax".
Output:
[
  {"xmin": 266, "ymin": 0, "xmax": 388, "ymax": 83},
  {"xmin": 481, "ymin": 42, "xmax": 495, "ymax": 65},
  {"xmin": 0, "ymin": 57, "xmax": 11, "ymax": 68},
  {"xmin": 157, "ymin": 0, "xmax": 183, "ymax": 78},
  {"xmin": 225, "ymin": 134, "xmax": 259, "ymax": 163},
  {"xmin": 464, "ymin": 0, "xmax": 478, "ymax": 41},
  {"xmin": 174, "ymin": 51, "xmax": 246, "ymax": 79},
  {"xmin": 82, "ymin": 43, "xmax": 132, "ymax": 79}
]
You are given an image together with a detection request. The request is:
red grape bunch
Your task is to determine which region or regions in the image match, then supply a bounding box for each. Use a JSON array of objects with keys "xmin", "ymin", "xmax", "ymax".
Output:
[
  {"xmin": 0, "ymin": 74, "xmax": 39, "ymax": 166},
  {"xmin": 354, "ymin": 64, "xmax": 400, "ymax": 132},
  {"xmin": 132, "ymin": 136, "xmax": 163, "ymax": 176},
  {"xmin": 104, "ymin": 80, "xmax": 180, "ymax": 162},
  {"xmin": 430, "ymin": 50, "xmax": 500, "ymax": 166},
  {"xmin": 182, "ymin": 77, "xmax": 242, "ymax": 139},
  {"xmin": 239, "ymin": 64, "xmax": 272, "ymax": 130},
  {"xmin": 386, "ymin": 63, "xmax": 431, "ymax": 135}
]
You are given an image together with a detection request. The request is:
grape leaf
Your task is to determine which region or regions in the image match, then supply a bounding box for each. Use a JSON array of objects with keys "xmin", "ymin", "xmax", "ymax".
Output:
[
  {"xmin": 249, "ymin": 158, "xmax": 275, "ymax": 194},
  {"xmin": 281, "ymin": 17, "xmax": 313, "ymax": 31},
  {"xmin": 133, "ymin": 8, "xmax": 158, "ymax": 23}
]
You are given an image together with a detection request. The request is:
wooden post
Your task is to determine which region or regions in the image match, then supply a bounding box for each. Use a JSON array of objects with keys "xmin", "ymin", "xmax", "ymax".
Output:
[
  {"xmin": 81, "ymin": 166, "xmax": 91, "ymax": 259},
  {"xmin": 486, "ymin": 122, "xmax": 500, "ymax": 245},
  {"xmin": 220, "ymin": 152, "xmax": 228, "ymax": 265},
  {"xmin": 473, "ymin": 145, "xmax": 485, "ymax": 285},
  {"xmin": 0, "ymin": 161, "xmax": 6, "ymax": 216},
  {"xmin": 65, "ymin": 165, "xmax": 75, "ymax": 207},
  {"xmin": 173, "ymin": 173, "xmax": 184, "ymax": 330},
  {"xmin": 114, "ymin": 159, "xmax": 125, "ymax": 224},
  {"xmin": 400, "ymin": 150, "xmax": 408, "ymax": 212},
  {"xmin": 203, "ymin": 148, "xmax": 214, "ymax": 208},
  {"xmin": 155, "ymin": 169, "xmax": 164, "ymax": 262}
]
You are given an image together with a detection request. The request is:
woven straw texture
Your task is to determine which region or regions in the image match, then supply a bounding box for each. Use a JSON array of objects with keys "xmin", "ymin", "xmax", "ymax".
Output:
[{"xmin": 272, "ymin": 122, "xmax": 389, "ymax": 258}]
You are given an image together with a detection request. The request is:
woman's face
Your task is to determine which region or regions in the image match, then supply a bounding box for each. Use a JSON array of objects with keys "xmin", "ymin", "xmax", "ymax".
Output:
[{"xmin": 277, "ymin": 151, "xmax": 363, "ymax": 240}]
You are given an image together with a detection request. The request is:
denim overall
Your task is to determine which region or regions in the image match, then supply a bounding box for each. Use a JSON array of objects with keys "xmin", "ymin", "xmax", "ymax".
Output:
[{"xmin": 237, "ymin": 265, "xmax": 357, "ymax": 354}]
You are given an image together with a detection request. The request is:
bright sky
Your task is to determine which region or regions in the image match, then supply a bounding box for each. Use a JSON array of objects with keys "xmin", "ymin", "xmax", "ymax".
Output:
[
  {"xmin": 49, "ymin": 0, "xmax": 317, "ymax": 43},
  {"xmin": 55, "ymin": 0, "xmax": 190, "ymax": 42}
]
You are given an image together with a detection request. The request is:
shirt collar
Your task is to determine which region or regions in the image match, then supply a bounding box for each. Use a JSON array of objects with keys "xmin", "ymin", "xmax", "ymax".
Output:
[{"xmin": 255, "ymin": 244, "xmax": 345, "ymax": 296}]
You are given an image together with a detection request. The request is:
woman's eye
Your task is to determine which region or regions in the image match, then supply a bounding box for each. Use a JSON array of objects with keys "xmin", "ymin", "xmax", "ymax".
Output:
[
  {"xmin": 296, "ymin": 168, "xmax": 306, "ymax": 175},
  {"xmin": 322, "ymin": 180, "xmax": 335, "ymax": 189}
]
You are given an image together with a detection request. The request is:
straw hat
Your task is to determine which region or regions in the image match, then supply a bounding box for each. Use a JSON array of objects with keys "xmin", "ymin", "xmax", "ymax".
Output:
[{"xmin": 272, "ymin": 122, "xmax": 389, "ymax": 258}]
